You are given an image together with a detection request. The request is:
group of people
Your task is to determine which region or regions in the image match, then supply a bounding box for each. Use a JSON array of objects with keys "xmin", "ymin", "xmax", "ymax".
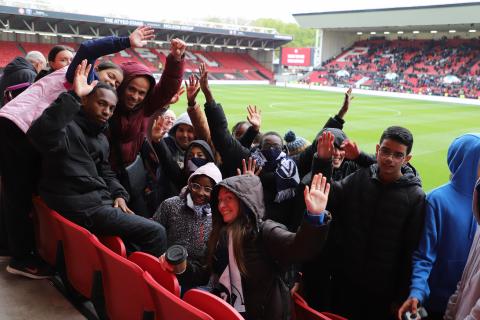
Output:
[{"xmin": 0, "ymin": 27, "xmax": 480, "ymax": 320}]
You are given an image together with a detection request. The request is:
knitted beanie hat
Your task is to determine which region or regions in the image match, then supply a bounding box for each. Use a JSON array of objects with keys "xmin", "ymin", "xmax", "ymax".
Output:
[{"xmin": 284, "ymin": 130, "xmax": 310, "ymax": 156}]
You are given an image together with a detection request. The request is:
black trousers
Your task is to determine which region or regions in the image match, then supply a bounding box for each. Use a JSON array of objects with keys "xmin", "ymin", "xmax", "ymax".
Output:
[
  {"xmin": 65, "ymin": 205, "xmax": 167, "ymax": 257},
  {"xmin": 0, "ymin": 118, "xmax": 40, "ymax": 260}
]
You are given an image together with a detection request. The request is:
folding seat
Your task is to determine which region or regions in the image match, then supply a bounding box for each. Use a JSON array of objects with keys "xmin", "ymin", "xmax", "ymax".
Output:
[
  {"xmin": 128, "ymin": 251, "xmax": 180, "ymax": 297},
  {"xmin": 143, "ymin": 271, "xmax": 213, "ymax": 320},
  {"xmin": 92, "ymin": 239, "xmax": 154, "ymax": 320},
  {"xmin": 57, "ymin": 216, "xmax": 102, "ymax": 299},
  {"xmin": 98, "ymin": 235, "xmax": 126, "ymax": 258},
  {"xmin": 32, "ymin": 196, "xmax": 63, "ymax": 266},
  {"xmin": 183, "ymin": 288, "xmax": 244, "ymax": 320},
  {"xmin": 292, "ymin": 292, "xmax": 347, "ymax": 320}
]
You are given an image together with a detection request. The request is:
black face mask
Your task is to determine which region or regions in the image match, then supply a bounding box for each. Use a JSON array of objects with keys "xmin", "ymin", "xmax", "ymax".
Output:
[
  {"xmin": 186, "ymin": 157, "xmax": 209, "ymax": 173},
  {"xmin": 261, "ymin": 147, "xmax": 282, "ymax": 171}
]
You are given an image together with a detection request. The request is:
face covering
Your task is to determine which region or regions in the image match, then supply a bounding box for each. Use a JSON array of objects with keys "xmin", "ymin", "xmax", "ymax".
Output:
[
  {"xmin": 261, "ymin": 147, "xmax": 282, "ymax": 171},
  {"xmin": 187, "ymin": 157, "xmax": 209, "ymax": 173}
]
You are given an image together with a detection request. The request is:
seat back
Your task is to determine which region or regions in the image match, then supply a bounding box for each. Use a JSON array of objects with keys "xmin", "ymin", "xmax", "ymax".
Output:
[
  {"xmin": 32, "ymin": 196, "xmax": 63, "ymax": 266},
  {"xmin": 129, "ymin": 251, "xmax": 181, "ymax": 297},
  {"xmin": 143, "ymin": 271, "xmax": 213, "ymax": 320},
  {"xmin": 293, "ymin": 292, "xmax": 332, "ymax": 320},
  {"xmin": 321, "ymin": 313, "xmax": 347, "ymax": 320},
  {"xmin": 92, "ymin": 238, "xmax": 154, "ymax": 320},
  {"xmin": 98, "ymin": 235, "xmax": 127, "ymax": 258},
  {"xmin": 58, "ymin": 216, "xmax": 101, "ymax": 298},
  {"xmin": 183, "ymin": 288, "xmax": 244, "ymax": 320}
]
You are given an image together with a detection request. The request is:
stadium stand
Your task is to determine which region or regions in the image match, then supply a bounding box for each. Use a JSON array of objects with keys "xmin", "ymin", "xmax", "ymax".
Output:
[
  {"xmin": 308, "ymin": 38, "xmax": 480, "ymax": 99},
  {"xmin": 0, "ymin": 42, "xmax": 273, "ymax": 80}
]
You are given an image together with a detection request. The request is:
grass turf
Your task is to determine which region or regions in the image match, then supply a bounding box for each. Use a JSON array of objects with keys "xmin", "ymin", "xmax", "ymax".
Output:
[{"xmin": 169, "ymin": 85, "xmax": 480, "ymax": 192}]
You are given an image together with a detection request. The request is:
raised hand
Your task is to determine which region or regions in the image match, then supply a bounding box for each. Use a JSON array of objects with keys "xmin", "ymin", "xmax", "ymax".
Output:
[
  {"xmin": 185, "ymin": 74, "xmax": 201, "ymax": 106},
  {"xmin": 199, "ymin": 63, "xmax": 213, "ymax": 103},
  {"xmin": 113, "ymin": 197, "xmax": 134, "ymax": 214},
  {"xmin": 304, "ymin": 173, "xmax": 330, "ymax": 215},
  {"xmin": 341, "ymin": 139, "xmax": 360, "ymax": 160},
  {"xmin": 73, "ymin": 59, "xmax": 98, "ymax": 98},
  {"xmin": 246, "ymin": 105, "xmax": 262, "ymax": 131},
  {"xmin": 169, "ymin": 87, "xmax": 185, "ymax": 105},
  {"xmin": 129, "ymin": 26, "xmax": 155, "ymax": 47},
  {"xmin": 170, "ymin": 38, "xmax": 187, "ymax": 61},
  {"xmin": 397, "ymin": 298, "xmax": 419, "ymax": 320},
  {"xmin": 151, "ymin": 115, "xmax": 168, "ymax": 143},
  {"xmin": 317, "ymin": 131, "xmax": 335, "ymax": 160},
  {"xmin": 337, "ymin": 87, "xmax": 354, "ymax": 119},
  {"xmin": 237, "ymin": 158, "xmax": 262, "ymax": 176}
]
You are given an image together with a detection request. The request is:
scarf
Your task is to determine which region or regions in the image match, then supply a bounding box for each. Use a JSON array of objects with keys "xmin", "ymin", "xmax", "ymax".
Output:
[
  {"xmin": 250, "ymin": 148, "xmax": 300, "ymax": 203},
  {"xmin": 211, "ymin": 229, "xmax": 246, "ymax": 315},
  {"xmin": 186, "ymin": 193, "xmax": 211, "ymax": 217}
]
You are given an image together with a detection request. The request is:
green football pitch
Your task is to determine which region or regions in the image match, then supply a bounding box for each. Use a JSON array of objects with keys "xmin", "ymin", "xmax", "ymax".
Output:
[{"xmin": 169, "ymin": 85, "xmax": 480, "ymax": 192}]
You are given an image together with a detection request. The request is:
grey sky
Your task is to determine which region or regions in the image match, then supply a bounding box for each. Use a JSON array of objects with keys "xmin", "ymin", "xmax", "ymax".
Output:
[{"xmin": 4, "ymin": 0, "xmax": 479, "ymax": 23}]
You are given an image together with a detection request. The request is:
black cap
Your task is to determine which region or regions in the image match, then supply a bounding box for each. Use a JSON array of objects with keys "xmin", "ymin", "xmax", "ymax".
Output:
[{"xmin": 165, "ymin": 245, "xmax": 188, "ymax": 265}]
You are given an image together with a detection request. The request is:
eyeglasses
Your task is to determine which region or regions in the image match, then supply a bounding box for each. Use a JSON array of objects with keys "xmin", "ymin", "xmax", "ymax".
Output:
[
  {"xmin": 378, "ymin": 147, "xmax": 406, "ymax": 160},
  {"xmin": 162, "ymin": 116, "xmax": 175, "ymax": 121},
  {"xmin": 190, "ymin": 182, "xmax": 213, "ymax": 194}
]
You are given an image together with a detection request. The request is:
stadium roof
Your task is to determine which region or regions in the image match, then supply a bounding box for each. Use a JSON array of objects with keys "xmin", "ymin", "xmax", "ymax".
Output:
[
  {"xmin": 293, "ymin": 2, "xmax": 480, "ymax": 33},
  {"xmin": 0, "ymin": 5, "xmax": 292, "ymax": 49}
]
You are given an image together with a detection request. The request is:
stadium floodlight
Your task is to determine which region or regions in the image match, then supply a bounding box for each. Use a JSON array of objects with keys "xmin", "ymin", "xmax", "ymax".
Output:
[
  {"xmin": 81, "ymin": 35, "xmax": 93, "ymax": 39},
  {"xmin": 264, "ymin": 48, "xmax": 271, "ymax": 51},
  {"xmin": 384, "ymin": 31, "xmax": 390, "ymax": 34},
  {"xmin": 239, "ymin": 47, "xmax": 246, "ymax": 50},
  {"xmin": 61, "ymin": 34, "xmax": 73, "ymax": 38},
  {"xmin": 469, "ymin": 29, "xmax": 477, "ymax": 33},
  {"xmin": 227, "ymin": 46, "xmax": 234, "ymax": 49},
  {"xmin": 154, "ymin": 41, "xmax": 164, "ymax": 45},
  {"xmin": 370, "ymin": 31, "xmax": 376, "ymax": 35},
  {"xmin": 213, "ymin": 45, "xmax": 222, "ymax": 48},
  {"xmin": 2, "ymin": 29, "xmax": 14, "ymax": 33},
  {"xmin": 430, "ymin": 30, "xmax": 438, "ymax": 34},
  {"xmin": 449, "ymin": 30, "xmax": 456, "ymax": 33},
  {"xmin": 397, "ymin": 31, "xmax": 404, "ymax": 34},
  {"xmin": 251, "ymin": 47, "xmax": 259, "ymax": 50},
  {"xmin": 356, "ymin": 32, "xmax": 363, "ymax": 35},
  {"xmin": 200, "ymin": 44, "xmax": 208, "ymax": 48},
  {"xmin": 412, "ymin": 30, "xmax": 420, "ymax": 34}
]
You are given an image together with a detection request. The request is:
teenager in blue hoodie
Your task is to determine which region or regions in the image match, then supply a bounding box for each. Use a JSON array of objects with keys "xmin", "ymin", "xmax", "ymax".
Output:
[{"xmin": 398, "ymin": 133, "xmax": 480, "ymax": 320}]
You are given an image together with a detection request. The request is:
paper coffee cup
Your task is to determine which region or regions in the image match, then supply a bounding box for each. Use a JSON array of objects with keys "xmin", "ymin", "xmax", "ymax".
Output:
[{"xmin": 165, "ymin": 245, "xmax": 188, "ymax": 274}]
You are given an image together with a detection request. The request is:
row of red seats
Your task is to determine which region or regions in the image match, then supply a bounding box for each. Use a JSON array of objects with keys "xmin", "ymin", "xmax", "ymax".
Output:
[
  {"xmin": 32, "ymin": 197, "xmax": 243, "ymax": 320},
  {"xmin": 33, "ymin": 197, "xmax": 348, "ymax": 320},
  {"xmin": 0, "ymin": 41, "xmax": 272, "ymax": 80}
]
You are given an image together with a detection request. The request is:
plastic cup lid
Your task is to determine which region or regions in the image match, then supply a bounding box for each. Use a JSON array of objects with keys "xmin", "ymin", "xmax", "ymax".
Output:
[{"xmin": 165, "ymin": 245, "xmax": 188, "ymax": 265}]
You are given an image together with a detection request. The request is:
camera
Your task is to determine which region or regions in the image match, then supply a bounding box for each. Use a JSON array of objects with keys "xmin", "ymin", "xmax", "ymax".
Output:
[{"xmin": 403, "ymin": 307, "xmax": 428, "ymax": 320}]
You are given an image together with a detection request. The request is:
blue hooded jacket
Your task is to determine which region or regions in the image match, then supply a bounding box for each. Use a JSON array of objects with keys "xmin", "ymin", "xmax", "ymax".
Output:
[{"xmin": 409, "ymin": 133, "xmax": 480, "ymax": 313}]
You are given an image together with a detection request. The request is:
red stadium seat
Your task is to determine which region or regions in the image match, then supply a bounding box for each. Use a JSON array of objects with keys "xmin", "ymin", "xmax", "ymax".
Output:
[
  {"xmin": 143, "ymin": 271, "xmax": 213, "ymax": 320},
  {"xmin": 32, "ymin": 196, "xmax": 63, "ymax": 266},
  {"xmin": 183, "ymin": 288, "xmax": 244, "ymax": 320},
  {"xmin": 57, "ymin": 216, "xmax": 102, "ymax": 299},
  {"xmin": 292, "ymin": 292, "xmax": 347, "ymax": 320},
  {"xmin": 92, "ymin": 239, "xmax": 154, "ymax": 320},
  {"xmin": 98, "ymin": 235, "xmax": 127, "ymax": 258},
  {"xmin": 128, "ymin": 251, "xmax": 180, "ymax": 297}
]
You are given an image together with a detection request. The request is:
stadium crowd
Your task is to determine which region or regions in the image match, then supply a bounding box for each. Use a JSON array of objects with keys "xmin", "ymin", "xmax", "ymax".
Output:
[
  {"xmin": 311, "ymin": 38, "xmax": 480, "ymax": 99},
  {"xmin": 1, "ymin": 27, "xmax": 480, "ymax": 320}
]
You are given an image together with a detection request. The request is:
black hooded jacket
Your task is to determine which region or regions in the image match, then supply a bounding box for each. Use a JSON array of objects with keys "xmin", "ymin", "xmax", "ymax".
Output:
[
  {"xmin": 0, "ymin": 57, "xmax": 37, "ymax": 107},
  {"xmin": 320, "ymin": 163, "xmax": 426, "ymax": 318},
  {"xmin": 178, "ymin": 174, "xmax": 330, "ymax": 320},
  {"xmin": 27, "ymin": 91, "xmax": 128, "ymax": 216}
]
